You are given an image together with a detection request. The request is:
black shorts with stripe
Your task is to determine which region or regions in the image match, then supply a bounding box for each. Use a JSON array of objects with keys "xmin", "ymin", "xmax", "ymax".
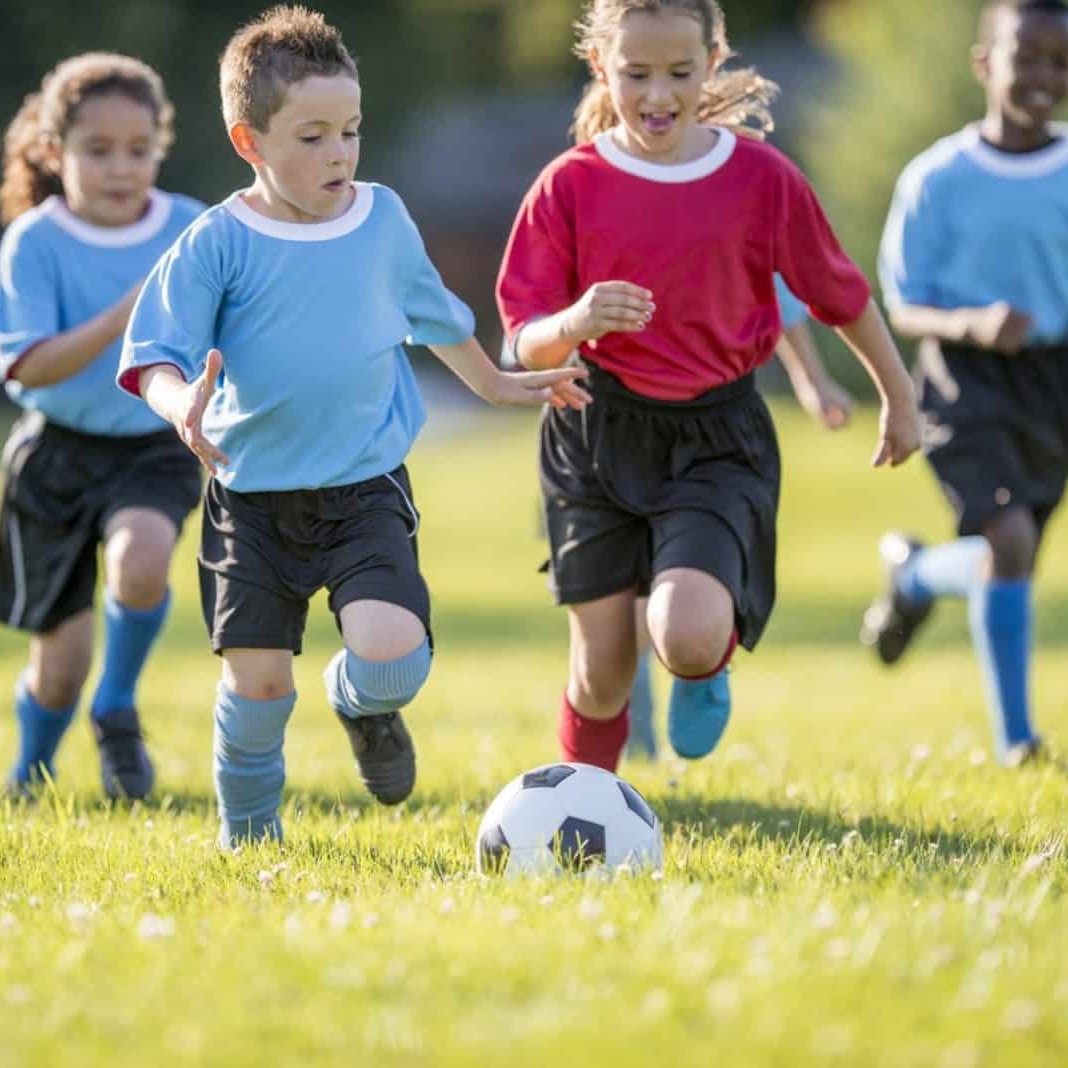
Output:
[
  {"xmin": 0, "ymin": 411, "xmax": 202, "ymax": 634},
  {"xmin": 539, "ymin": 363, "xmax": 781, "ymax": 651},
  {"xmin": 917, "ymin": 338, "xmax": 1068, "ymax": 536},
  {"xmin": 198, "ymin": 465, "xmax": 430, "ymax": 654}
]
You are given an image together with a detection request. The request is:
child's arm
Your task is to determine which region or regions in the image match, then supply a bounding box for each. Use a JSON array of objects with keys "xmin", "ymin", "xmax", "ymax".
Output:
[
  {"xmin": 834, "ymin": 299, "xmax": 921, "ymax": 466},
  {"xmin": 138, "ymin": 351, "xmax": 229, "ymax": 474},
  {"xmin": 429, "ymin": 336, "xmax": 590, "ymax": 409},
  {"xmin": 776, "ymin": 319, "xmax": 853, "ymax": 430},
  {"xmin": 887, "ymin": 301, "xmax": 1032, "ymax": 354},
  {"xmin": 514, "ymin": 282, "xmax": 655, "ymax": 370},
  {"xmin": 10, "ymin": 283, "xmax": 142, "ymax": 388}
]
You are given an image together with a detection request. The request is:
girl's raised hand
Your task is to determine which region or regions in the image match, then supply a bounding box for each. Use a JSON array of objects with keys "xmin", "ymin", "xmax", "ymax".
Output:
[
  {"xmin": 487, "ymin": 365, "xmax": 591, "ymax": 409},
  {"xmin": 566, "ymin": 281, "xmax": 655, "ymax": 341},
  {"xmin": 178, "ymin": 348, "xmax": 230, "ymax": 474}
]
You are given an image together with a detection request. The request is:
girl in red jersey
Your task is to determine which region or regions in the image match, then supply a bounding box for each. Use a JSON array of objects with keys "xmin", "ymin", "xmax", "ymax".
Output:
[{"xmin": 496, "ymin": 0, "xmax": 922, "ymax": 773}]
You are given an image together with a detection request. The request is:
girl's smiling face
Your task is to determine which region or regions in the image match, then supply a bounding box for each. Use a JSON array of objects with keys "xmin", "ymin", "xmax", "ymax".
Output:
[
  {"xmin": 52, "ymin": 93, "xmax": 161, "ymax": 228},
  {"xmin": 593, "ymin": 9, "xmax": 718, "ymax": 164}
]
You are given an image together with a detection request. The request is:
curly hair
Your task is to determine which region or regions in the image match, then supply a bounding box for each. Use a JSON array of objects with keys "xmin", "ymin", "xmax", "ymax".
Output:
[
  {"xmin": 571, "ymin": 0, "xmax": 777, "ymax": 144},
  {"xmin": 1, "ymin": 52, "xmax": 174, "ymax": 225},
  {"xmin": 219, "ymin": 5, "xmax": 359, "ymax": 131}
]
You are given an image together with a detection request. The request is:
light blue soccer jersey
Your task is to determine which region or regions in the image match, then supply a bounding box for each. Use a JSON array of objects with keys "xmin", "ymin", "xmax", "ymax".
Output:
[
  {"xmin": 880, "ymin": 125, "xmax": 1068, "ymax": 343},
  {"xmin": 0, "ymin": 190, "xmax": 204, "ymax": 435},
  {"xmin": 120, "ymin": 183, "xmax": 475, "ymax": 492},
  {"xmin": 774, "ymin": 274, "xmax": 808, "ymax": 331}
]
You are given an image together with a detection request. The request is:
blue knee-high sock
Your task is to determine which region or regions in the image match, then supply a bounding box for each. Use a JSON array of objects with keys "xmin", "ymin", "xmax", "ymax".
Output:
[
  {"xmin": 91, "ymin": 590, "xmax": 171, "ymax": 723},
  {"xmin": 968, "ymin": 579, "xmax": 1035, "ymax": 759},
  {"xmin": 330, "ymin": 639, "xmax": 432, "ymax": 718},
  {"xmin": 626, "ymin": 649, "xmax": 657, "ymax": 757},
  {"xmin": 213, "ymin": 684, "xmax": 294, "ymax": 846},
  {"xmin": 10, "ymin": 674, "xmax": 76, "ymax": 786},
  {"xmin": 898, "ymin": 537, "xmax": 988, "ymax": 602}
]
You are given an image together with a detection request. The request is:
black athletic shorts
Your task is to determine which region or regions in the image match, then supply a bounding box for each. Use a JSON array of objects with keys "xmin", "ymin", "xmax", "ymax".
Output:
[
  {"xmin": 539, "ymin": 363, "xmax": 781, "ymax": 651},
  {"xmin": 916, "ymin": 338, "xmax": 1068, "ymax": 536},
  {"xmin": 0, "ymin": 411, "xmax": 202, "ymax": 634},
  {"xmin": 198, "ymin": 466, "xmax": 430, "ymax": 654}
]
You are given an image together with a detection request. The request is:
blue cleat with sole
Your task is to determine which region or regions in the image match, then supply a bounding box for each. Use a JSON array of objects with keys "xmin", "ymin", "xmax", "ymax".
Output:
[{"xmin": 668, "ymin": 670, "xmax": 731, "ymax": 760}]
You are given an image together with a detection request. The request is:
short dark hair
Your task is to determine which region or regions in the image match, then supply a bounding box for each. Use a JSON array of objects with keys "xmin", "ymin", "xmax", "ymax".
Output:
[
  {"xmin": 220, "ymin": 6, "xmax": 358, "ymax": 131},
  {"xmin": 980, "ymin": 0, "xmax": 1068, "ymax": 43}
]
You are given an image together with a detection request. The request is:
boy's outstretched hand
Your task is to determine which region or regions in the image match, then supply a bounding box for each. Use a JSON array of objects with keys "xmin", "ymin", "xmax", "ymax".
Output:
[
  {"xmin": 141, "ymin": 349, "xmax": 230, "ymax": 475},
  {"xmin": 486, "ymin": 366, "xmax": 591, "ymax": 410}
]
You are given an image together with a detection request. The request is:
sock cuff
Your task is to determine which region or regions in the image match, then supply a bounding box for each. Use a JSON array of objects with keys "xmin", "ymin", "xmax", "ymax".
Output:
[
  {"xmin": 104, "ymin": 588, "xmax": 172, "ymax": 623},
  {"xmin": 215, "ymin": 684, "xmax": 295, "ymax": 753},
  {"xmin": 16, "ymin": 672, "xmax": 77, "ymax": 722},
  {"xmin": 344, "ymin": 638, "xmax": 432, "ymax": 705}
]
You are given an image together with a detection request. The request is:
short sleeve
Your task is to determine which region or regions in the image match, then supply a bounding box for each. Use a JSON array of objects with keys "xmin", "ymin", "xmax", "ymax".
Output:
[
  {"xmin": 774, "ymin": 274, "xmax": 808, "ymax": 330},
  {"xmin": 0, "ymin": 223, "xmax": 60, "ymax": 379},
  {"xmin": 773, "ymin": 158, "xmax": 871, "ymax": 328},
  {"xmin": 118, "ymin": 221, "xmax": 223, "ymax": 395},
  {"xmin": 391, "ymin": 194, "xmax": 474, "ymax": 347},
  {"xmin": 878, "ymin": 161, "xmax": 944, "ymax": 310},
  {"xmin": 496, "ymin": 163, "xmax": 578, "ymax": 344}
]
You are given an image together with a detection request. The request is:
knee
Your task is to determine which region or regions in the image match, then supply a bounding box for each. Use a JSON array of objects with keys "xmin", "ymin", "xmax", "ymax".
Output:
[
  {"xmin": 107, "ymin": 538, "xmax": 172, "ymax": 609},
  {"xmin": 983, "ymin": 510, "xmax": 1038, "ymax": 579},
  {"xmin": 656, "ymin": 615, "xmax": 735, "ymax": 678}
]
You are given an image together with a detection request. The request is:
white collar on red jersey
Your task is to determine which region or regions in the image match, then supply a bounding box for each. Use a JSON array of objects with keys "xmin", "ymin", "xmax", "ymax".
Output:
[{"xmin": 594, "ymin": 127, "xmax": 737, "ymax": 183}]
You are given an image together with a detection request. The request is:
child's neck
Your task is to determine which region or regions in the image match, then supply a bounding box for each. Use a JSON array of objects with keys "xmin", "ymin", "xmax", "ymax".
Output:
[{"xmin": 979, "ymin": 110, "xmax": 1058, "ymax": 153}]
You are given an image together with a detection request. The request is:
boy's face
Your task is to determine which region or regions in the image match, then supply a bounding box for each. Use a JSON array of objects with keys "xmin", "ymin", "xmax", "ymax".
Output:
[
  {"xmin": 237, "ymin": 74, "xmax": 362, "ymax": 222},
  {"xmin": 977, "ymin": 7, "xmax": 1068, "ymax": 130}
]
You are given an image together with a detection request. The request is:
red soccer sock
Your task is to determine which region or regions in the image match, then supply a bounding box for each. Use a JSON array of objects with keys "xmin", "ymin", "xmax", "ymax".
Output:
[
  {"xmin": 671, "ymin": 628, "xmax": 739, "ymax": 681},
  {"xmin": 558, "ymin": 693, "xmax": 629, "ymax": 773}
]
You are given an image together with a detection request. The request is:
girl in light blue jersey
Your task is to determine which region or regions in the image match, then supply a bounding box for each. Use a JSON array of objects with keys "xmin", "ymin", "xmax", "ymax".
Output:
[{"xmin": 0, "ymin": 54, "xmax": 204, "ymax": 799}]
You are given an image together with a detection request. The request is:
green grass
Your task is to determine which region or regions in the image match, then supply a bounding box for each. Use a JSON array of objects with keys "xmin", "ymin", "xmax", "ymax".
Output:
[{"xmin": 1, "ymin": 405, "xmax": 1067, "ymax": 1067}]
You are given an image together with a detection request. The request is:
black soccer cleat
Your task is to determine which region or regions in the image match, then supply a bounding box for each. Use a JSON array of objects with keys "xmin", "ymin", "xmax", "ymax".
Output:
[
  {"xmin": 337, "ymin": 710, "xmax": 416, "ymax": 806},
  {"xmin": 92, "ymin": 709, "xmax": 155, "ymax": 800},
  {"xmin": 860, "ymin": 532, "xmax": 934, "ymax": 666}
]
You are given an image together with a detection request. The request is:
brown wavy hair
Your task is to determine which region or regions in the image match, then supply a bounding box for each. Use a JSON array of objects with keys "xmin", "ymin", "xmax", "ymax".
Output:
[
  {"xmin": 1, "ymin": 53, "xmax": 174, "ymax": 225},
  {"xmin": 572, "ymin": 0, "xmax": 778, "ymax": 144},
  {"xmin": 220, "ymin": 5, "xmax": 359, "ymax": 132}
]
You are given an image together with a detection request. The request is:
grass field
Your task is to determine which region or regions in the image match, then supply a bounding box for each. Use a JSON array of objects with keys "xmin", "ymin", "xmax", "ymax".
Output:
[{"xmin": 1, "ymin": 403, "xmax": 1067, "ymax": 1067}]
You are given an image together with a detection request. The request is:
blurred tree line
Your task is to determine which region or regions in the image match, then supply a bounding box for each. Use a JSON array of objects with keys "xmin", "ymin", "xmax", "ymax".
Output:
[{"xmin": 1, "ymin": 0, "xmax": 814, "ymax": 203}]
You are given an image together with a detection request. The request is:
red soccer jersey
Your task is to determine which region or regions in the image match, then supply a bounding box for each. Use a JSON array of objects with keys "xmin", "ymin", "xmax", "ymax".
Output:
[{"xmin": 496, "ymin": 129, "xmax": 871, "ymax": 401}]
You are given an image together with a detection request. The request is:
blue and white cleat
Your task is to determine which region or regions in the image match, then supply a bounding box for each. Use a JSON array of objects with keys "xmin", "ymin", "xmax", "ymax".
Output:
[{"xmin": 667, "ymin": 670, "xmax": 731, "ymax": 760}]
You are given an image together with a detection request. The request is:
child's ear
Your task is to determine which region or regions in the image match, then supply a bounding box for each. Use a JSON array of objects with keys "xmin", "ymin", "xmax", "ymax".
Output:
[
  {"xmin": 228, "ymin": 122, "xmax": 264, "ymax": 165},
  {"xmin": 706, "ymin": 44, "xmax": 722, "ymax": 79},
  {"xmin": 589, "ymin": 48, "xmax": 607, "ymax": 84},
  {"xmin": 40, "ymin": 135, "xmax": 62, "ymax": 175},
  {"xmin": 971, "ymin": 43, "xmax": 992, "ymax": 87}
]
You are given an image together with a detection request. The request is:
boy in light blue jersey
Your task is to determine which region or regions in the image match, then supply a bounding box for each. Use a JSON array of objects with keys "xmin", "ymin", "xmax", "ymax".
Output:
[
  {"xmin": 862, "ymin": 0, "xmax": 1068, "ymax": 764},
  {"xmin": 0, "ymin": 54, "xmax": 204, "ymax": 800},
  {"xmin": 119, "ymin": 6, "xmax": 588, "ymax": 847}
]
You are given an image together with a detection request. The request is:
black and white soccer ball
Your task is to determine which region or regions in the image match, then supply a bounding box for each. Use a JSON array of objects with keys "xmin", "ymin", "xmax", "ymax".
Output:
[{"xmin": 476, "ymin": 762, "xmax": 663, "ymax": 877}]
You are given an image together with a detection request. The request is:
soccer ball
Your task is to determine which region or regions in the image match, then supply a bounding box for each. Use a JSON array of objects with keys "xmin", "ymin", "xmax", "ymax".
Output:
[{"xmin": 475, "ymin": 762, "xmax": 663, "ymax": 877}]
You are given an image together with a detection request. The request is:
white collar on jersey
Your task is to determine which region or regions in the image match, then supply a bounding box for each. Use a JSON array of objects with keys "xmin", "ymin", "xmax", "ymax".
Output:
[
  {"xmin": 223, "ymin": 181, "xmax": 374, "ymax": 241},
  {"xmin": 593, "ymin": 126, "xmax": 737, "ymax": 183},
  {"xmin": 43, "ymin": 188, "xmax": 172, "ymax": 247},
  {"xmin": 961, "ymin": 122, "xmax": 1068, "ymax": 179}
]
